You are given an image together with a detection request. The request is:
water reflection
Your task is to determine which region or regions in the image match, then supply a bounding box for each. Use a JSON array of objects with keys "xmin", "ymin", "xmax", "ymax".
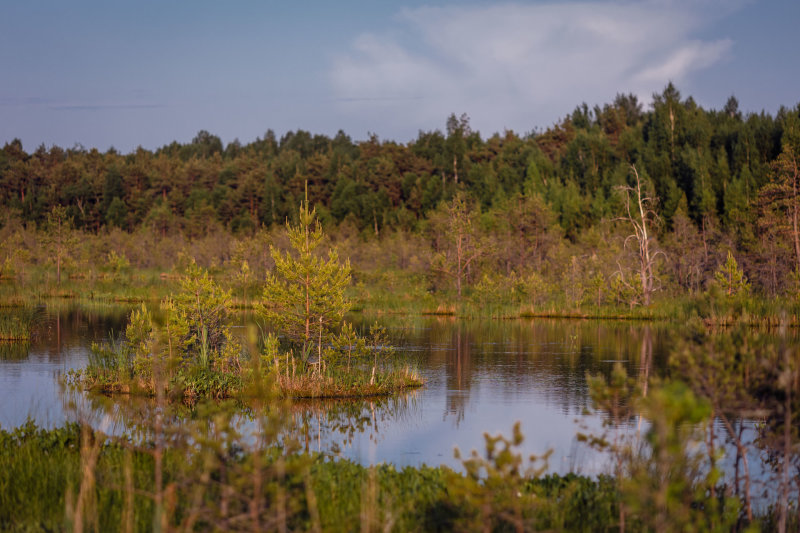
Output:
[
  {"xmin": 445, "ymin": 324, "xmax": 471, "ymax": 426},
  {"xmin": 0, "ymin": 304, "xmax": 131, "ymax": 428},
  {"xmin": 3, "ymin": 306, "xmax": 680, "ymax": 472},
  {"xmin": 60, "ymin": 381, "xmax": 422, "ymax": 466},
  {"xmin": 0, "ymin": 340, "xmax": 29, "ymax": 360}
]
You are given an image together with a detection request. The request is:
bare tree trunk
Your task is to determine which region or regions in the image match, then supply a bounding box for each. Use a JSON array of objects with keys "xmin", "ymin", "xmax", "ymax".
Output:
[
  {"xmin": 456, "ymin": 230, "xmax": 463, "ymax": 299},
  {"xmin": 620, "ymin": 165, "xmax": 661, "ymax": 307}
]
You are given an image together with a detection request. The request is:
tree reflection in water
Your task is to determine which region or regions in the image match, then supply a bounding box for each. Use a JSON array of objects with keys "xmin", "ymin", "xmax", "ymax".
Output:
[
  {"xmin": 445, "ymin": 325, "xmax": 472, "ymax": 426},
  {"xmin": 60, "ymin": 384, "xmax": 422, "ymax": 461}
]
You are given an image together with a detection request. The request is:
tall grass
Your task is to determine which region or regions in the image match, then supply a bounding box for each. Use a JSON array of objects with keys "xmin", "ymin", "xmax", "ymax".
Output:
[
  {"xmin": 2, "ymin": 415, "xmax": 792, "ymax": 532},
  {"xmin": 0, "ymin": 306, "xmax": 41, "ymax": 341},
  {"xmin": 274, "ymin": 361, "xmax": 423, "ymax": 399},
  {"xmin": 0, "ymin": 418, "xmax": 628, "ymax": 532}
]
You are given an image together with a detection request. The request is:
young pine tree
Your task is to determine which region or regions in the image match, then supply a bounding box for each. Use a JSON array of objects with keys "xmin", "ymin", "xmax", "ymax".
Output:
[
  {"xmin": 42, "ymin": 205, "xmax": 77, "ymax": 284},
  {"xmin": 714, "ymin": 251, "xmax": 750, "ymax": 296},
  {"xmin": 259, "ymin": 196, "xmax": 351, "ymax": 367}
]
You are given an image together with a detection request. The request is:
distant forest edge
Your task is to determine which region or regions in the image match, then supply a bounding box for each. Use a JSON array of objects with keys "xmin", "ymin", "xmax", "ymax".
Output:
[{"xmin": 3, "ymin": 83, "xmax": 800, "ymax": 303}]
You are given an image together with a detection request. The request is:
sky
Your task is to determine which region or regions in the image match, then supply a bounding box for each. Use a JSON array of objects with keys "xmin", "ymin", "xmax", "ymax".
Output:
[{"xmin": 1, "ymin": 0, "xmax": 798, "ymax": 153}]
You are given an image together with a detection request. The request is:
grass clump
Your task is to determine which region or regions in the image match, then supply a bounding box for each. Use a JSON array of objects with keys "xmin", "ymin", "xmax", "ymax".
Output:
[
  {"xmin": 0, "ymin": 306, "xmax": 41, "ymax": 341},
  {"xmin": 70, "ymin": 261, "xmax": 246, "ymax": 399}
]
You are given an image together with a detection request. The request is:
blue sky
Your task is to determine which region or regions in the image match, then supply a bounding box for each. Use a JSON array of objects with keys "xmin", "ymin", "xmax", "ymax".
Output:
[{"xmin": 1, "ymin": 0, "xmax": 798, "ymax": 153}]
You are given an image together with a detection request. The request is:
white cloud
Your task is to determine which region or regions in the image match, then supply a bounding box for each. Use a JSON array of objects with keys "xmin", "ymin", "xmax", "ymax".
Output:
[
  {"xmin": 634, "ymin": 39, "xmax": 733, "ymax": 83},
  {"xmin": 329, "ymin": 1, "xmax": 735, "ymax": 137}
]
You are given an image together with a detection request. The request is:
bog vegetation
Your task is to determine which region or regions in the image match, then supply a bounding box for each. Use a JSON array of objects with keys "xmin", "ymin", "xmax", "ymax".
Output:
[
  {"xmin": 2, "ymin": 85, "xmax": 800, "ymax": 531},
  {"xmin": 70, "ymin": 198, "xmax": 421, "ymax": 400}
]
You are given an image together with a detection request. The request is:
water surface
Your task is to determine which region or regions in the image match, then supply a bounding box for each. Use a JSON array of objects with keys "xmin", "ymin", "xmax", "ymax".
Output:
[{"xmin": 0, "ymin": 306, "xmax": 671, "ymax": 474}]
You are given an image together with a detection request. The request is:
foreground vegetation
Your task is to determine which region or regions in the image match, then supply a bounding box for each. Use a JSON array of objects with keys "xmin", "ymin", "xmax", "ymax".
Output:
[{"xmin": 0, "ymin": 418, "xmax": 625, "ymax": 532}]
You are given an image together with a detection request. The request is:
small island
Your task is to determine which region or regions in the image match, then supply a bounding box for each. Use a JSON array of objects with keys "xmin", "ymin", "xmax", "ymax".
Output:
[{"xmin": 71, "ymin": 196, "xmax": 423, "ymax": 401}]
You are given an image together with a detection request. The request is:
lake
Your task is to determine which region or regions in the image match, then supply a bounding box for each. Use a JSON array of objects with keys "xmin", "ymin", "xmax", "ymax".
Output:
[{"xmin": 0, "ymin": 304, "xmax": 675, "ymax": 475}]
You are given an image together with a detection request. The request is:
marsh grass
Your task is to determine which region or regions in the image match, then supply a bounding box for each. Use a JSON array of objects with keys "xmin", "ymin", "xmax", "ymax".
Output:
[
  {"xmin": 6, "ymin": 266, "xmax": 800, "ymax": 327},
  {"xmin": 4, "ymin": 415, "xmax": 788, "ymax": 532},
  {"xmin": 0, "ymin": 417, "xmax": 631, "ymax": 533},
  {"xmin": 0, "ymin": 340, "xmax": 29, "ymax": 359},
  {"xmin": 274, "ymin": 362, "xmax": 423, "ymax": 399},
  {"xmin": 0, "ymin": 306, "xmax": 42, "ymax": 341}
]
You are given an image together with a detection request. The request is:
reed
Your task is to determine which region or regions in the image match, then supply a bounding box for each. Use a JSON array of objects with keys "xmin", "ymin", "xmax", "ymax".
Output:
[
  {"xmin": 275, "ymin": 364, "xmax": 423, "ymax": 399},
  {"xmin": 0, "ymin": 419, "xmax": 622, "ymax": 532},
  {"xmin": 2, "ymin": 418, "xmax": 789, "ymax": 532},
  {"xmin": 0, "ymin": 306, "xmax": 40, "ymax": 341}
]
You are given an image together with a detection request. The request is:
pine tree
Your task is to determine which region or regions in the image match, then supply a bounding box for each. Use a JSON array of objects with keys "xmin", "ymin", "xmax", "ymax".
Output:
[
  {"xmin": 432, "ymin": 192, "xmax": 484, "ymax": 299},
  {"xmin": 259, "ymin": 193, "xmax": 351, "ymax": 365},
  {"xmin": 42, "ymin": 205, "xmax": 77, "ymax": 284},
  {"xmin": 714, "ymin": 251, "xmax": 749, "ymax": 296},
  {"xmin": 168, "ymin": 261, "xmax": 236, "ymax": 369}
]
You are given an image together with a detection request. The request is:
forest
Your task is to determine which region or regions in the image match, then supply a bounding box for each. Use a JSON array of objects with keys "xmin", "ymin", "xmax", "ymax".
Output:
[{"xmin": 2, "ymin": 83, "xmax": 799, "ymax": 318}]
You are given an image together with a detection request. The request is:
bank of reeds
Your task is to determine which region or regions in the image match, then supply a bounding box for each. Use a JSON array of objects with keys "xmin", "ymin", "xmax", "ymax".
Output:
[
  {"xmin": 0, "ymin": 306, "xmax": 41, "ymax": 341},
  {"xmin": 8, "ymin": 262, "xmax": 800, "ymax": 327}
]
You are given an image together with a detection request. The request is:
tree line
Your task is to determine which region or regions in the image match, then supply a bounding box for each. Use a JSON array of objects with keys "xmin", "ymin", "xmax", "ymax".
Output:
[{"xmin": 2, "ymin": 83, "xmax": 800, "ymax": 300}]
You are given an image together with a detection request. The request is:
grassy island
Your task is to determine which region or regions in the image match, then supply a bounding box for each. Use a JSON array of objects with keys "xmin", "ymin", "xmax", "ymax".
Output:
[{"xmin": 70, "ymin": 199, "xmax": 422, "ymax": 401}]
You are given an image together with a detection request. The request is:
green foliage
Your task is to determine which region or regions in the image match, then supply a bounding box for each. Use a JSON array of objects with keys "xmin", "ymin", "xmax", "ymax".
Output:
[
  {"xmin": 581, "ymin": 362, "xmax": 641, "ymax": 532},
  {"xmin": 713, "ymin": 250, "xmax": 750, "ymax": 296},
  {"xmin": 430, "ymin": 192, "xmax": 484, "ymax": 299},
  {"xmin": 168, "ymin": 261, "xmax": 239, "ymax": 371},
  {"xmin": 583, "ymin": 271, "xmax": 607, "ymax": 308},
  {"xmin": 584, "ymin": 359, "xmax": 748, "ymax": 531},
  {"xmin": 41, "ymin": 204, "xmax": 78, "ymax": 284},
  {"xmin": 627, "ymin": 382, "xmax": 711, "ymax": 525},
  {"xmin": 126, "ymin": 304, "xmax": 155, "ymax": 379},
  {"xmin": 0, "ymin": 419, "xmax": 639, "ymax": 533},
  {"xmin": 2, "ymin": 87, "xmax": 800, "ymax": 312},
  {"xmin": 0, "ymin": 306, "xmax": 39, "ymax": 341},
  {"xmin": 104, "ymin": 250, "xmax": 130, "ymax": 278},
  {"xmin": 80, "ymin": 305, "xmax": 156, "ymax": 390},
  {"xmin": 448, "ymin": 422, "xmax": 552, "ymax": 531},
  {"xmin": 259, "ymin": 197, "xmax": 351, "ymax": 363},
  {"xmin": 77, "ymin": 265, "xmax": 244, "ymax": 398},
  {"xmin": 87, "ymin": 334, "xmax": 134, "ymax": 382}
]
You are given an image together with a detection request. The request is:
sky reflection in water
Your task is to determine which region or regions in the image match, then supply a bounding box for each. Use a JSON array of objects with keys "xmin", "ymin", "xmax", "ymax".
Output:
[{"xmin": 0, "ymin": 307, "xmax": 671, "ymax": 474}]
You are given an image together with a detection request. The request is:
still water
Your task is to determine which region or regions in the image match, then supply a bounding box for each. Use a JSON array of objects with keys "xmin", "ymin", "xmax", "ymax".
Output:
[{"xmin": 0, "ymin": 305, "xmax": 671, "ymax": 473}]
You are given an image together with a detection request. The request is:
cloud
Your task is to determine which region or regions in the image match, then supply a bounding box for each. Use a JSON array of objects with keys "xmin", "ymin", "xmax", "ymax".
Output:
[
  {"xmin": 634, "ymin": 39, "xmax": 733, "ymax": 83},
  {"xmin": 329, "ymin": 1, "xmax": 735, "ymax": 136}
]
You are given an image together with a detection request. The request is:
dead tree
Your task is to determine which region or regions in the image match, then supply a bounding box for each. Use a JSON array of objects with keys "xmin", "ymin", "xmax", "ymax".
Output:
[{"xmin": 615, "ymin": 165, "xmax": 664, "ymax": 306}]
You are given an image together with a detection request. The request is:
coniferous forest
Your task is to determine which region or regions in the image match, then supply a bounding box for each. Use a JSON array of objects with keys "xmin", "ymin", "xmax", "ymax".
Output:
[{"xmin": 2, "ymin": 84, "xmax": 800, "ymax": 316}]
